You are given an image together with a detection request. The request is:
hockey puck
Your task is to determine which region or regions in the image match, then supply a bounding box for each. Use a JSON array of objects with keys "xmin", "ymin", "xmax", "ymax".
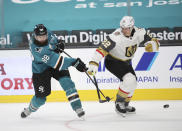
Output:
[{"xmin": 163, "ymin": 104, "xmax": 169, "ymax": 108}]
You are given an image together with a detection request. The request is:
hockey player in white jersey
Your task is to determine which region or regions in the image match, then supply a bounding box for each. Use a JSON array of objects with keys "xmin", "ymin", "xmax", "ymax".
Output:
[{"xmin": 88, "ymin": 16, "xmax": 160, "ymax": 116}]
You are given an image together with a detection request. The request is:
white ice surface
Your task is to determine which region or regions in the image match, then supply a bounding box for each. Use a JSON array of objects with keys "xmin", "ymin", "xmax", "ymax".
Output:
[{"xmin": 0, "ymin": 100, "xmax": 182, "ymax": 131}]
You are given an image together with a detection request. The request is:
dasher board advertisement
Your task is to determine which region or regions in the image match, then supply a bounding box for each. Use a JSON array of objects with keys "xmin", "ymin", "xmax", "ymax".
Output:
[{"xmin": 0, "ymin": 47, "xmax": 182, "ymax": 96}]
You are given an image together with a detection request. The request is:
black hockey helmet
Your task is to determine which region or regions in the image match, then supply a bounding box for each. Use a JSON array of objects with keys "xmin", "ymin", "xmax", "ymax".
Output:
[{"xmin": 34, "ymin": 24, "xmax": 47, "ymax": 36}]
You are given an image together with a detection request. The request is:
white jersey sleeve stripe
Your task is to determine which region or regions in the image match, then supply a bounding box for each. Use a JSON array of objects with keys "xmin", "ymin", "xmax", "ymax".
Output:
[
  {"xmin": 58, "ymin": 57, "xmax": 64, "ymax": 71},
  {"xmin": 54, "ymin": 54, "xmax": 62, "ymax": 69}
]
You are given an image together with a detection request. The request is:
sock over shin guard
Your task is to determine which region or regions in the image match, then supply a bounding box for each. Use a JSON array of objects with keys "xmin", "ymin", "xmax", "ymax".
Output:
[
  {"xmin": 29, "ymin": 96, "xmax": 46, "ymax": 112},
  {"xmin": 59, "ymin": 77, "xmax": 82, "ymax": 111},
  {"xmin": 67, "ymin": 89, "xmax": 82, "ymax": 111},
  {"xmin": 116, "ymin": 94, "xmax": 126, "ymax": 102}
]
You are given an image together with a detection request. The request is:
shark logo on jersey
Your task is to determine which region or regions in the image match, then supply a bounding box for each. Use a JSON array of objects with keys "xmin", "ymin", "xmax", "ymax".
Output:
[{"xmin": 35, "ymin": 47, "xmax": 43, "ymax": 53}]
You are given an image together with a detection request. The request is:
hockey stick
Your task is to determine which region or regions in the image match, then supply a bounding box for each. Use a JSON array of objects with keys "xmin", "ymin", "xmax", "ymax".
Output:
[
  {"xmin": 60, "ymin": 49, "xmax": 111, "ymax": 103},
  {"xmin": 93, "ymin": 76, "xmax": 111, "ymax": 103}
]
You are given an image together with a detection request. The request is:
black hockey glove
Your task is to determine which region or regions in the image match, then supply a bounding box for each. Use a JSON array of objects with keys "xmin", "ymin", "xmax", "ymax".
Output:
[
  {"xmin": 54, "ymin": 39, "xmax": 65, "ymax": 53},
  {"xmin": 72, "ymin": 58, "xmax": 88, "ymax": 72}
]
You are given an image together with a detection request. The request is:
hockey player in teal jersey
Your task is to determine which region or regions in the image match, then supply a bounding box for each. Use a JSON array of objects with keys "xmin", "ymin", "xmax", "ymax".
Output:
[{"xmin": 21, "ymin": 24, "xmax": 87, "ymax": 119}]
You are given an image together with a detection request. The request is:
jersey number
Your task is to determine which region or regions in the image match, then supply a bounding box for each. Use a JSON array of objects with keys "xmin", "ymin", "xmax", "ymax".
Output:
[
  {"xmin": 42, "ymin": 55, "xmax": 50, "ymax": 63},
  {"xmin": 125, "ymin": 44, "xmax": 137, "ymax": 57},
  {"xmin": 102, "ymin": 40, "xmax": 111, "ymax": 48}
]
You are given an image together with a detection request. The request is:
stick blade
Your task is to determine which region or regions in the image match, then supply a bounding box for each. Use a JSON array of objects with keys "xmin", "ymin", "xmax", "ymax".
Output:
[{"xmin": 99, "ymin": 100, "xmax": 108, "ymax": 103}]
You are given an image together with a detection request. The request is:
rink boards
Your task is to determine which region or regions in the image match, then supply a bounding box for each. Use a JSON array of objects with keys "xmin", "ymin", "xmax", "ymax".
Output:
[
  {"xmin": 0, "ymin": 47, "xmax": 182, "ymax": 102},
  {"xmin": 0, "ymin": 89, "xmax": 182, "ymax": 103}
]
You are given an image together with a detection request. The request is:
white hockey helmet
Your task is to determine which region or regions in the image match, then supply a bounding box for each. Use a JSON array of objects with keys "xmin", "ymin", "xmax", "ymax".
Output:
[{"xmin": 120, "ymin": 16, "xmax": 135, "ymax": 28}]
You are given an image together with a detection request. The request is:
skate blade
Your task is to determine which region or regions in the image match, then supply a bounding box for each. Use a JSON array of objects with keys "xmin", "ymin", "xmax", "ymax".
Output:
[
  {"xmin": 118, "ymin": 112, "xmax": 126, "ymax": 117},
  {"xmin": 115, "ymin": 109, "xmax": 126, "ymax": 117},
  {"xmin": 77, "ymin": 114, "xmax": 85, "ymax": 121},
  {"xmin": 76, "ymin": 116, "xmax": 85, "ymax": 121},
  {"xmin": 79, "ymin": 117, "xmax": 85, "ymax": 121},
  {"xmin": 126, "ymin": 111, "xmax": 136, "ymax": 114}
]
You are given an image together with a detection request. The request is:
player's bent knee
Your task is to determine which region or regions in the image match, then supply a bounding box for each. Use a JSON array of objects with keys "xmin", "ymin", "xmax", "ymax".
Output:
[
  {"xmin": 59, "ymin": 77, "xmax": 82, "ymax": 110},
  {"xmin": 59, "ymin": 76, "xmax": 76, "ymax": 92},
  {"xmin": 122, "ymin": 73, "xmax": 137, "ymax": 89}
]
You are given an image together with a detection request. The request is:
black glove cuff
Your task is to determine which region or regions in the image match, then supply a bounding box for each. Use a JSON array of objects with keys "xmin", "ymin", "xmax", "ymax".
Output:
[{"xmin": 72, "ymin": 58, "xmax": 87, "ymax": 72}]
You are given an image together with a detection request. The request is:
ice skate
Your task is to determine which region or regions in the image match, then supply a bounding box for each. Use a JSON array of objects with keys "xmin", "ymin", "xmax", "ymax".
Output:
[
  {"xmin": 126, "ymin": 105, "xmax": 136, "ymax": 113},
  {"xmin": 21, "ymin": 108, "xmax": 32, "ymax": 118},
  {"xmin": 115, "ymin": 102, "xmax": 126, "ymax": 117},
  {"xmin": 75, "ymin": 108, "xmax": 85, "ymax": 120},
  {"xmin": 125, "ymin": 102, "xmax": 136, "ymax": 113}
]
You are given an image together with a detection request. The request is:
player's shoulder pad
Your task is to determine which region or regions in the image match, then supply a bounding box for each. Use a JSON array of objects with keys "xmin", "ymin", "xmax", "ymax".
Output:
[
  {"xmin": 114, "ymin": 31, "xmax": 120, "ymax": 36},
  {"xmin": 109, "ymin": 28, "xmax": 121, "ymax": 40},
  {"xmin": 112, "ymin": 28, "xmax": 121, "ymax": 36},
  {"xmin": 100, "ymin": 35, "xmax": 116, "ymax": 52},
  {"xmin": 48, "ymin": 32, "xmax": 58, "ymax": 50}
]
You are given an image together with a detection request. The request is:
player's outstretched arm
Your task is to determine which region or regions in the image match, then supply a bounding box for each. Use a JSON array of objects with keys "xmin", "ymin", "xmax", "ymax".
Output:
[{"xmin": 88, "ymin": 36, "xmax": 115, "ymax": 76}]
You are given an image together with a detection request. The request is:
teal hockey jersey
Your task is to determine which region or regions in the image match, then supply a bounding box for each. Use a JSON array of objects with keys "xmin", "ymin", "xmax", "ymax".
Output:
[{"xmin": 29, "ymin": 31, "xmax": 75, "ymax": 73}]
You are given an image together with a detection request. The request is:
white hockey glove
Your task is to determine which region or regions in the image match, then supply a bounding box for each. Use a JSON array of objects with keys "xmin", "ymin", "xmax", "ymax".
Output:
[
  {"xmin": 144, "ymin": 39, "xmax": 160, "ymax": 52},
  {"xmin": 87, "ymin": 61, "xmax": 99, "ymax": 76}
]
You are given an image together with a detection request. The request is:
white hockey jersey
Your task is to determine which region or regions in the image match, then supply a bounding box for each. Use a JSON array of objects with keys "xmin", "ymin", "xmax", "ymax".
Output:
[
  {"xmin": 106, "ymin": 26, "xmax": 146, "ymax": 61},
  {"xmin": 89, "ymin": 26, "xmax": 159, "ymax": 66}
]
